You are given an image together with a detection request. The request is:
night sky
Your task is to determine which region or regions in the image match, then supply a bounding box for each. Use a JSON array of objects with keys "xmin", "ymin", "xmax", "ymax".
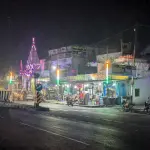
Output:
[{"xmin": 0, "ymin": 0, "xmax": 150, "ymax": 72}]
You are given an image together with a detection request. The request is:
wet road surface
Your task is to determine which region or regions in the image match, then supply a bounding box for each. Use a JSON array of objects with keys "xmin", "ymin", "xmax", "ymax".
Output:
[{"xmin": 0, "ymin": 106, "xmax": 150, "ymax": 150}]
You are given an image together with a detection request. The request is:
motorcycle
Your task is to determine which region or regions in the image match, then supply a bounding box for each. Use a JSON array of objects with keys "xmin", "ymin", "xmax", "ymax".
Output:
[
  {"xmin": 122, "ymin": 100, "xmax": 134, "ymax": 112},
  {"xmin": 144, "ymin": 101, "xmax": 150, "ymax": 113},
  {"xmin": 66, "ymin": 96, "xmax": 73, "ymax": 106}
]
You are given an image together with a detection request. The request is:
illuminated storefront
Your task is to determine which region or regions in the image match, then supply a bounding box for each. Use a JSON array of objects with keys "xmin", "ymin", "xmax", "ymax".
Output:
[{"xmin": 60, "ymin": 72, "xmax": 129, "ymax": 105}]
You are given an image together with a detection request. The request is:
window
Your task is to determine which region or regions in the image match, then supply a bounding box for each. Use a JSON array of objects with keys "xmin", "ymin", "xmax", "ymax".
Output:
[{"xmin": 135, "ymin": 89, "xmax": 140, "ymax": 97}]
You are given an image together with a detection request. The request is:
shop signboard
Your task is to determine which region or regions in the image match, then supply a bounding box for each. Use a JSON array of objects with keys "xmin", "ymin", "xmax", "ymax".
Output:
[
  {"xmin": 72, "ymin": 46, "xmax": 86, "ymax": 51},
  {"xmin": 67, "ymin": 74, "xmax": 85, "ymax": 81},
  {"xmin": 88, "ymin": 72, "xmax": 106, "ymax": 81},
  {"xmin": 48, "ymin": 46, "xmax": 72, "ymax": 56},
  {"xmin": 65, "ymin": 71, "xmax": 106, "ymax": 82},
  {"xmin": 61, "ymin": 73, "xmax": 129, "ymax": 82},
  {"xmin": 49, "ymin": 45, "xmax": 87, "ymax": 57},
  {"xmin": 114, "ymin": 55, "xmax": 134, "ymax": 63}
]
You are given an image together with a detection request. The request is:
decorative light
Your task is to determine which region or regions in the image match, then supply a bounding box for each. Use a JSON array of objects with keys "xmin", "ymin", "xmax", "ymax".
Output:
[
  {"xmin": 9, "ymin": 72, "xmax": 13, "ymax": 84},
  {"xmin": 56, "ymin": 69, "xmax": 60, "ymax": 86},
  {"xmin": 85, "ymin": 84, "xmax": 89, "ymax": 87},
  {"xmin": 66, "ymin": 84, "xmax": 69, "ymax": 88},
  {"xmin": 106, "ymin": 61, "xmax": 109, "ymax": 84},
  {"xmin": 52, "ymin": 66, "xmax": 56, "ymax": 70},
  {"xmin": 74, "ymin": 85, "xmax": 77, "ymax": 89},
  {"xmin": 20, "ymin": 38, "xmax": 41, "ymax": 78},
  {"xmin": 113, "ymin": 82, "xmax": 116, "ymax": 86}
]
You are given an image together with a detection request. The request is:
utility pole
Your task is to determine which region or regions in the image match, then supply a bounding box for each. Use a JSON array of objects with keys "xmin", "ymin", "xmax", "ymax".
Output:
[
  {"xmin": 120, "ymin": 39, "xmax": 123, "ymax": 55},
  {"xmin": 106, "ymin": 45, "xmax": 108, "ymax": 60},
  {"xmin": 56, "ymin": 52, "xmax": 60, "ymax": 99},
  {"xmin": 8, "ymin": 16, "xmax": 11, "ymax": 50},
  {"xmin": 48, "ymin": 57, "xmax": 51, "ymax": 83},
  {"xmin": 132, "ymin": 23, "xmax": 138, "ymax": 103},
  {"xmin": 133, "ymin": 23, "xmax": 138, "ymax": 66},
  {"xmin": 106, "ymin": 46, "xmax": 109, "ymax": 100}
]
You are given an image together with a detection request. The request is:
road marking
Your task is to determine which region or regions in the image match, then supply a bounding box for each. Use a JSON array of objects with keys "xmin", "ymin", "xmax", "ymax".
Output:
[
  {"xmin": 20, "ymin": 122, "xmax": 89, "ymax": 146},
  {"xmin": 102, "ymin": 118, "xmax": 124, "ymax": 124},
  {"xmin": 113, "ymin": 120, "xmax": 124, "ymax": 123},
  {"xmin": 33, "ymin": 114, "xmax": 122, "ymax": 132},
  {"xmin": 50, "ymin": 109, "xmax": 68, "ymax": 112}
]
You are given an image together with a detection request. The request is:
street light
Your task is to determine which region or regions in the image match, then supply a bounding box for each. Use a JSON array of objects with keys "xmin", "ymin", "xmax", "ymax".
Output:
[
  {"xmin": 106, "ymin": 61, "xmax": 109, "ymax": 84},
  {"xmin": 56, "ymin": 69, "xmax": 60, "ymax": 86},
  {"xmin": 52, "ymin": 65, "xmax": 56, "ymax": 70},
  {"xmin": 9, "ymin": 72, "xmax": 13, "ymax": 84}
]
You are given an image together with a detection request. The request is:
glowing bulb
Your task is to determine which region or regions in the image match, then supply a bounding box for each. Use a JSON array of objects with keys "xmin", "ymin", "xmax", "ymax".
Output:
[
  {"xmin": 85, "ymin": 84, "xmax": 89, "ymax": 87},
  {"xmin": 113, "ymin": 82, "xmax": 116, "ymax": 86},
  {"xmin": 52, "ymin": 66, "xmax": 56, "ymax": 70}
]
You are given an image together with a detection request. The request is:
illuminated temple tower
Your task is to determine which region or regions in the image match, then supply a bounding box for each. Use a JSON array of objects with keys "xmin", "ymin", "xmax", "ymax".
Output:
[
  {"xmin": 27, "ymin": 38, "xmax": 40, "ymax": 65},
  {"xmin": 22, "ymin": 38, "xmax": 40, "ymax": 91}
]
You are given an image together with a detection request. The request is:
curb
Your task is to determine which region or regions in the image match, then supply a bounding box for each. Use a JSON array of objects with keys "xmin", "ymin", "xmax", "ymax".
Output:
[
  {"xmin": 132, "ymin": 109, "xmax": 149, "ymax": 114},
  {"xmin": 78, "ymin": 105, "xmax": 103, "ymax": 108},
  {"xmin": 0, "ymin": 102, "xmax": 50, "ymax": 112}
]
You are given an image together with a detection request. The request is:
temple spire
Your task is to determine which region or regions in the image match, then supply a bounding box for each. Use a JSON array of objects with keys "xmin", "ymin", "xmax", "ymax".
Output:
[
  {"xmin": 31, "ymin": 37, "xmax": 36, "ymax": 51},
  {"xmin": 27, "ymin": 37, "xmax": 40, "ymax": 64},
  {"xmin": 32, "ymin": 37, "xmax": 35, "ymax": 45}
]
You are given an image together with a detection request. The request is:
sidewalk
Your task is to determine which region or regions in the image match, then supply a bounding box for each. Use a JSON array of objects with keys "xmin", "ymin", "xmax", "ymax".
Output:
[
  {"xmin": 44, "ymin": 100, "xmax": 122, "ymax": 108},
  {"xmin": 132, "ymin": 105, "xmax": 145, "ymax": 113},
  {"xmin": 0, "ymin": 100, "xmax": 147, "ymax": 114},
  {"xmin": 44, "ymin": 100, "xmax": 66, "ymax": 105},
  {"xmin": 116, "ymin": 105, "xmax": 146, "ymax": 114},
  {"xmin": 43, "ymin": 101, "xmax": 145, "ymax": 112}
]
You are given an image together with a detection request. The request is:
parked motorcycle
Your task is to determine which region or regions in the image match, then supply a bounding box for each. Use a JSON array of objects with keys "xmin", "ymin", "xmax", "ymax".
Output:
[
  {"xmin": 122, "ymin": 100, "xmax": 134, "ymax": 112},
  {"xmin": 67, "ymin": 99, "xmax": 73, "ymax": 106},
  {"xmin": 66, "ymin": 96, "xmax": 73, "ymax": 106},
  {"xmin": 144, "ymin": 101, "xmax": 150, "ymax": 113}
]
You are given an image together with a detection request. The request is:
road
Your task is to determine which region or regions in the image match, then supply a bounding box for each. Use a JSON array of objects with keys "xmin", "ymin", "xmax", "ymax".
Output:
[{"xmin": 0, "ymin": 104, "xmax": 150, "ymax": 149}]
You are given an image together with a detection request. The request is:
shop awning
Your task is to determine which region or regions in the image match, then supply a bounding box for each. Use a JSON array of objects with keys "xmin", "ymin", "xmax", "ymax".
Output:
[{"xmin": 61, "ymin": 73, "xmax": 129, "ymax": 83}]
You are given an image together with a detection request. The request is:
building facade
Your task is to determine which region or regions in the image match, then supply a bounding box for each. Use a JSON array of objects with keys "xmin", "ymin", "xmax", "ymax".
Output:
[{"xmin": 47, "ymin": 45, "xmax": 99, "ymax": 83}]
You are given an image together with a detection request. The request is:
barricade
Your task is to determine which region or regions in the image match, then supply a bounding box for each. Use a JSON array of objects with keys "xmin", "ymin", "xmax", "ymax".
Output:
[
  {"xmin": 0, "ymin": 91, "xmax": 12, "ymax": 101},
  {"xmin": 34, "ymin": 91, "xmax": 43, "ymax": 108}
]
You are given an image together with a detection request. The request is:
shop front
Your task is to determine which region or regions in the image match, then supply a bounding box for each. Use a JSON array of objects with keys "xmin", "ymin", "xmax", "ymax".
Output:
[{"xmin": 61, "ymin": 73, "xmax": 129, "ymax": 106}]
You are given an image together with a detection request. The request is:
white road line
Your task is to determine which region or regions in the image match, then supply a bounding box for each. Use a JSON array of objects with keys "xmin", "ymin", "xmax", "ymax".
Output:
[
  {"xmin": 50, "ymin": 109, "xmax": 68, "ymax": 112},
  {"xmin": 102, "ymin": 118, "xmax": 124, "ymax": 124},
  {"xmin": 20, "ymin": 122, "xmax": 89, "ymax": 146}
]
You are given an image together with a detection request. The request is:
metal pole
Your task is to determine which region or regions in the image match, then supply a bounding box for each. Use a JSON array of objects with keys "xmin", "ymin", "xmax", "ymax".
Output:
[
  {"xmin": 106, "ymin": 46, "xmax": 108, "ymax": 60},
  {"xmin": 120, "ymin": 39, "xmax": 123, "ymax": 55},
  {"xmin": 57, "ymin": 53, "xmax": 59, "ymax": 98},
  {"xmin": 132, "ymin": 23, "xmax": 138, "ymax": 103},
  {"xmin": 133, "ymin": 24, "xmax": 138, "ymax": 66},
  {"xmin": 106, "ymin": 46, "xmax": 109, "ymax": 101},
  {"xmin": 48, "ymin": 57, "xmax": 51, "ymax": 83}
]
